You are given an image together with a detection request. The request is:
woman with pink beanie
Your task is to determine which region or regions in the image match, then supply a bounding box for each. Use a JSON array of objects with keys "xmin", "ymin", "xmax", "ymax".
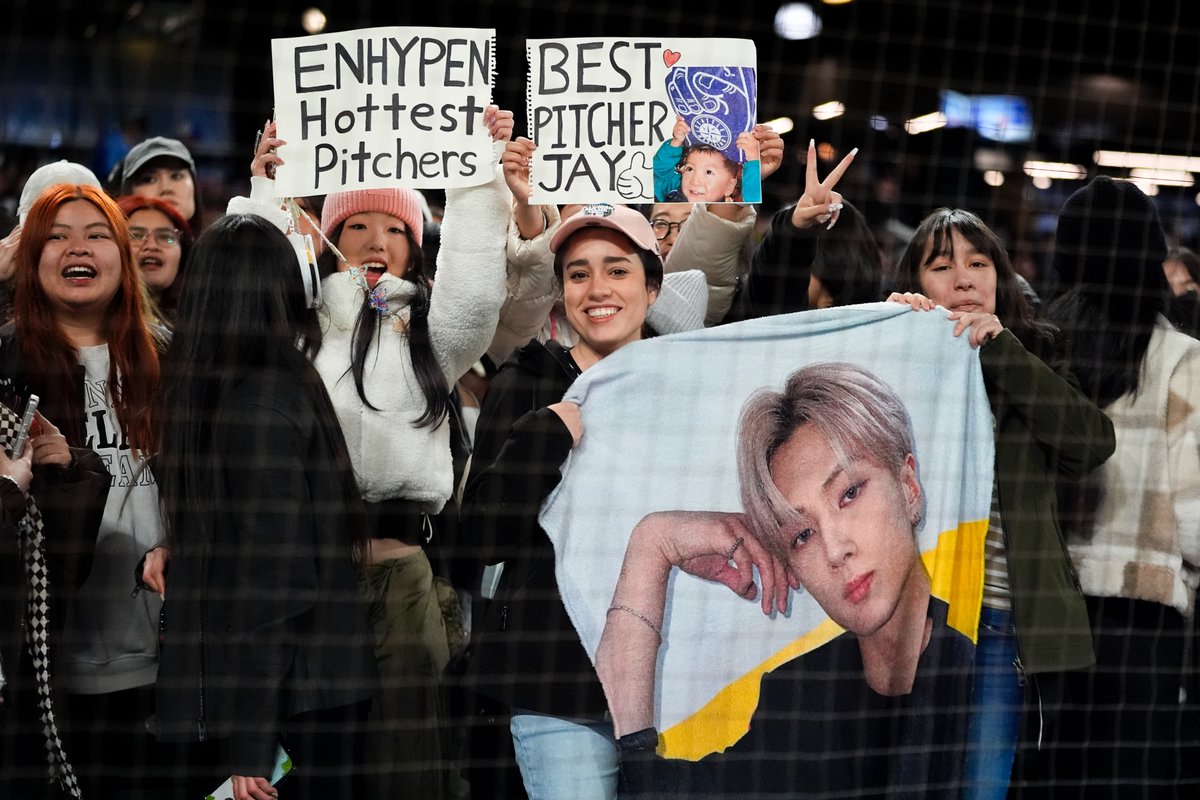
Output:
[{"xmin": 234, "ymin": 108, "xmax": 515, "ymax": 796}]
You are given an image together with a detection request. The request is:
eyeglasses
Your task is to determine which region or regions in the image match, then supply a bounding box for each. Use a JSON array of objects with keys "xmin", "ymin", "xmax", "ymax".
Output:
[
  {"xmin": 129, "ymin": 227, "xmax": 180, "ymax": 247},
  {"xmin": 650, "ymin": 220, "xmax": 684, "ymax": 240}
]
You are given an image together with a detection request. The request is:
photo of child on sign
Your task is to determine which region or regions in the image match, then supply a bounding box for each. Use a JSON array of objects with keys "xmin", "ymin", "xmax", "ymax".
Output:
[
  {"xmin": 654, "ymin": 64, "xmax": 761, "ymax": 203},
  {"xmin": 526, "ymin": 38, "xmax": 759, "ymax": 205}
]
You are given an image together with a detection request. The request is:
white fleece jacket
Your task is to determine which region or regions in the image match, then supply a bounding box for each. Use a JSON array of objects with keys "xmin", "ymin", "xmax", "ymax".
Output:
[
  {"xmin": 1066, "ymin": 318, "xmax": 1200, "ymax": 616},
  {"xmin": 313, "ymin": 156, "xmax": 511, "ymax": 510}
]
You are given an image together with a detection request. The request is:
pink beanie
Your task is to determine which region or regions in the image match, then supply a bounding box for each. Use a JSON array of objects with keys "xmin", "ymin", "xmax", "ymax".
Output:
[{"xmin": 320, "ymin": 188, "xmax": 425, "ymax": 248}]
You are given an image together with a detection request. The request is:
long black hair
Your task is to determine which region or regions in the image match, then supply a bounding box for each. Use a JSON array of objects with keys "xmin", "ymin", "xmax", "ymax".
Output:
[
  {"xmin": 894, "ymin": 208, "xmax": 1058, "ymax": 354},
  {"xmin": 1046, "ymin": 176, "xmax": 1170, "ymax": 407},
  {"xmin": 315, "ymin": 222, "xmax": 450, "ymax": 428},
  {"xmin": 157, "ymin": 214, "xmax": 366, "ymax": 562},
  {"xmin": 811, "ymin": 200, "xmax": 884, "ymax": 307}
]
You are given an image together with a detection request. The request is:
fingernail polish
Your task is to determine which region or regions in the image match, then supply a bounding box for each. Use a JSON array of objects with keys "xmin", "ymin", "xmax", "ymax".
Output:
[
  {"xmin": 809, "ymin": 138, "xmax": 815, "ymax": 149},
  {"xmin": 850, "ymin": 148, "xmax": 859, "ymax": 156}
]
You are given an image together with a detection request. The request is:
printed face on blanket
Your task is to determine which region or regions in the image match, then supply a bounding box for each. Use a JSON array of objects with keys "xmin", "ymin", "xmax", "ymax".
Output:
[
  {"xmin": 738, "ymin": 363, "xmax": 927, "ymax": 696},
  {"xmin": 583, "ymin": 338, "xmax": 983, "ymax": 794}
]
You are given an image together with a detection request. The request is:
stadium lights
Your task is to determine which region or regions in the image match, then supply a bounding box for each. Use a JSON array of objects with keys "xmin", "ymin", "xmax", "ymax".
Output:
[
  {"xmin": 1031, "ymin": 176, "xmax": 1052, "ymax": 190},
  {"xmin": 1094, "ymin": 150, "xmax": 1200, "ymax": 173},
  {"xmin": 982, "ymin": 170, "xmax": 1005, "ymax": 187},
  {"xmin": 762, "ymin": 116, "xmax": 796, "ymax": 134},
  {"xmin": 1126, "ymin": 179, "xmax": 1160, "ymax": 197},
  {"xmin": 812, "ymin": 101, "xmax": 845, "ymax": 121},
  {"xmin": 1022, "ymin": 161, "xmax": 1086, "ymax": 180},
  {"xmin": 904, "ymin": 111, "xmax": 947, "ymax": 135},
  {"xmin": 870, "ymin": 115, "xmax": 888, "ymax": 131},
  {"xmin": 302, "ymin": 7, "xmax": 327, "ymax": 34},
  {"xmin": 1129, "ymin": 168, "xmax": 1194, "ymax": 187},
  {"xmin": 775, "ymin": 4, "xmax": 823, "ymax": 40}
]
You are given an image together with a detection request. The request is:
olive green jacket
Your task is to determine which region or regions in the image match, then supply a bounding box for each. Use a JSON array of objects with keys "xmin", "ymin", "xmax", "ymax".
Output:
[{"xmin": 980, "ymin": 330, "xmax": 1115, "ymax": 675}]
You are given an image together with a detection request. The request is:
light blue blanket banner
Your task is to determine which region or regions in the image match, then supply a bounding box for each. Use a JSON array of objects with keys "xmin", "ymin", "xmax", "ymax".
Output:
[{"xmin": 539, "ymin": 304, "xmax": 993, "ymax": 748}]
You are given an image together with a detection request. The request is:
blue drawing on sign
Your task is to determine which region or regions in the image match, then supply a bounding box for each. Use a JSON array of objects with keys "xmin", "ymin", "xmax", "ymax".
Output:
[{"xmin": 665, "ymin": 66, "xmax": 758, "ymax": 163}]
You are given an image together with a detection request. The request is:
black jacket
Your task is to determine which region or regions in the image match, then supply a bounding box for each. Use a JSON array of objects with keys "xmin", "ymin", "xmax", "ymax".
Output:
[
  {"xmin": 726, "ymin": 205, "xmax": 819, "ymax": 323},
  {"xmin": 0, "ymin": 338, "xmax": 113, "ymax": 714},
  {"xmin": 0, "ymin": 449, "xmax": 110, "ymax": 705},
  {"xmin": 460, "ymin": 339, "xmax": 609, "ymax": 718},
  {"xmin": 152, "ymin": 368, "xmax": 378, "ymax": 777}
]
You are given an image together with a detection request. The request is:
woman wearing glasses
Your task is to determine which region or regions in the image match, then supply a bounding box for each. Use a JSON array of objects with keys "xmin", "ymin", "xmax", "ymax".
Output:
[{"xmin": 117, "ymin": 195, "xmax": 193, "ymax": 326}]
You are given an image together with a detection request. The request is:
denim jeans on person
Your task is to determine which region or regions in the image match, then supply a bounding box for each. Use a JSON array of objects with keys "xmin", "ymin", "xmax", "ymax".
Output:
[
  {"xmin": 964, "ymin": 606, "xmax": 1022, "ymax": 800},
  {"xmin": 510, "ymin": 709, "xmax": 619, "ymax": 800}
]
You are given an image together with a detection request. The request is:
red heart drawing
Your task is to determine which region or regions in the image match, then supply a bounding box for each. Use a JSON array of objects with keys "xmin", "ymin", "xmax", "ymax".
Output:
[{"xmin": 663, "ymin": 50, "xmax": 681, "ymax": 68}]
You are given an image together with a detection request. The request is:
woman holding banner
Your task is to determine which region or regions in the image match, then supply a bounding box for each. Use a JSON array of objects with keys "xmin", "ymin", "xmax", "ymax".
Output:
[
  {"xmin": 887, "ymin": 207, "xmax": 1115, "ymax": 799},
  {"xmin": 461, "ymin": 202, "xmax": 662, "ymax": 800}
]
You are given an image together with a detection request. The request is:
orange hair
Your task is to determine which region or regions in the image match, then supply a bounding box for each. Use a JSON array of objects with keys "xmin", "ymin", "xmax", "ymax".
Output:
[{"xmin": 14, "ymin": 184, "xmax": 160, "ymax": 455}]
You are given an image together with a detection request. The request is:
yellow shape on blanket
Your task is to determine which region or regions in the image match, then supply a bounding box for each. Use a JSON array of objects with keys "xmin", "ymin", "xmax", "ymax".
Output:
[{"xmin": 658, "ymin": 518, "xmax": 988, "ymax": 761}]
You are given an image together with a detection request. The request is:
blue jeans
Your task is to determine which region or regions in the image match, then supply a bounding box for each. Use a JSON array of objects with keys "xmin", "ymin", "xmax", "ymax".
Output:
[
  {"xmin": 510, "ymin": 710, "xmax": 619, "ymax": 800},
  {"xmin": 964, "ymin": 606, "xmax": 1023, "ymax": 800}
]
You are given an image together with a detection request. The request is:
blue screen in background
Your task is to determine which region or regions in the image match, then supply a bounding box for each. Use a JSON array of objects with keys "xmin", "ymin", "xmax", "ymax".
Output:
[{"xmin": 941, "ymin": 90, "xmax": 1032, "ymax": 143}]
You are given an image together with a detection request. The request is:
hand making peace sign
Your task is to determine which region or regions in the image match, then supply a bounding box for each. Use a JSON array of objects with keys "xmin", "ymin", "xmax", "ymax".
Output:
[{"xmin": 791, "ymin": 139, "xmax": 858, "ymax": 231}]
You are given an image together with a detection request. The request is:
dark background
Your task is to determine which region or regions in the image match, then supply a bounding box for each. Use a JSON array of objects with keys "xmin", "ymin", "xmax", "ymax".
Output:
[{"xmin": 3, "ymin": 0, "xmax": 1197, "ymax": 282}]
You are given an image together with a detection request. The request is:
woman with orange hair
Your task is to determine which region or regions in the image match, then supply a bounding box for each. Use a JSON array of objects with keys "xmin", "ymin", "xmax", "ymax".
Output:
[
  {"xmin": 116, "ymin": 194, "xmax": 193, "ymax": 326},
  {"xmin": 1, "ymin": 184, "xmax": 176, "ymax": 796}
]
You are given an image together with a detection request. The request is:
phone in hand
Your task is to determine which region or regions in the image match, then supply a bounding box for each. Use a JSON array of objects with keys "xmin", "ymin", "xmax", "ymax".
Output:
[
  {"xmin": 9, "ymin": 394, "xmax": 38, "ymax": 459},
  {"xmin": 205, "ymin": 744, "xmax": 293, "ymax": 800}
]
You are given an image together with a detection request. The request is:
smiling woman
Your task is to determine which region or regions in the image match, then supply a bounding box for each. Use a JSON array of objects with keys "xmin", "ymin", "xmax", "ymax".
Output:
[
  {"xmin": 460, "ymin": 202, "xmax": 663, "ymax": 798},
  {"xmin": 4, "ymin": 184, "xmax": 174, "ymax": 796}
]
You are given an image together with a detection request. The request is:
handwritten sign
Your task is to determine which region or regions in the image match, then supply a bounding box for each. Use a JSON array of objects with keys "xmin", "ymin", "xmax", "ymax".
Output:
[
  {"xmin": 527, "ymin": 38, "xmax": 758, "ymax": 204},
  {"xmin": 271, "ymin": 27, "xmax": 495, "ymax": 196}
]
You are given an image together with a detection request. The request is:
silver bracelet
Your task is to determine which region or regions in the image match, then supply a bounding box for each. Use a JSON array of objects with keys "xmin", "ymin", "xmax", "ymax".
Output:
[{"xmin": 608, "ymin": 604, "xmax": 662, "ymax": 640}]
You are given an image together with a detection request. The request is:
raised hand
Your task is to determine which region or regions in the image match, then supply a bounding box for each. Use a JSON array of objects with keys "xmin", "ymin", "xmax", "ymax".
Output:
[
  {"xmin": 791, "ymin": 139, "xmax": 857, "ymax": 231},
  {"xmin": 670, "ymin": 116, "xmax": 690, "ymax": 147},
  {"xmin": 251, "ymin": 120, "xmax": 285, "ymax": 180},
  {"xmin": 755, "ymin": 124, "xmax": 785, "ymax": 180},
  {"xmin": 735, "ymin": 131, "xmax": 761, "ymax": 163},
  {"xmin": 0, "ymin": 223, "xmax": 21, "ymax": 281},
  {"xmin": 485, "ymin": 105, "xmax": 514, "ymax": 143},
  {"xmin": 501, "ymin": 137, "xmax": 536, "ymax": 205}
]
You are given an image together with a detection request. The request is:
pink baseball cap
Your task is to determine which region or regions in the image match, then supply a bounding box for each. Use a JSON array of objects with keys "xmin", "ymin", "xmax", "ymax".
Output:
[{"xmin": 549, "ymin": 203, "xmax": 661, "ymax": 258}]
